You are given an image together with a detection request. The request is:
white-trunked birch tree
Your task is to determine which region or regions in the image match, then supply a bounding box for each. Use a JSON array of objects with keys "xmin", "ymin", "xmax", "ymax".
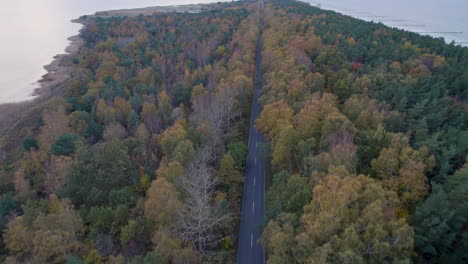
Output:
[{"xmin": 176, "ymin": 148, "xmax": 231, "ymax": 257}]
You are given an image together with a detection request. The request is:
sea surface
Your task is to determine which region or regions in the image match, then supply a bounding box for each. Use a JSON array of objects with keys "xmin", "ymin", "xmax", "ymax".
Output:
[
  {"xmin": 1, "ymin": 0, "xmax": 467, "ymax": 103},
  {"xmin": 301, "ymin": 0, "xmax": 468, "ymax": 45},
  {"xmin": 0, "ymin": 0, "xmax": 231, "ymax": 103}
]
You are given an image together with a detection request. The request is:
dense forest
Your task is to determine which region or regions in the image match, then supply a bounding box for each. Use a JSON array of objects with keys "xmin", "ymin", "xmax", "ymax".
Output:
[
  {"xmin": 258, "ymin": 1, "xmax": 467, "ymax": 264},
  {"xmin": 0, "ymin": 0, "xmax": 466, "ymax": 263},
  {"xmin": 0, "ymin": 1, "xmax": 260, "ymax": 263}
]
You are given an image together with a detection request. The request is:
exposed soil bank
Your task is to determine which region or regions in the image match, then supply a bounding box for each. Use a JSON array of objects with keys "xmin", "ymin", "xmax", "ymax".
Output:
[{"xmin": 34, "ymin": 19, "xmax": 85, "ymax": 97}]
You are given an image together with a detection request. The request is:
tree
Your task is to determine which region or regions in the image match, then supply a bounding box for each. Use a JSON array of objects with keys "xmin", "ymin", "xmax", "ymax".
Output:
[
  {"xmin": 372, "ymin": 134, "xmax": 434, "ymax": 210},
  {"xmin": 266, "ymin": 171, "xmax": 311, "ymax": 219},
  {"xmin": 86, "ymin": 206, "xmax": 115, "ymax": 239},
  {"xmin": 294, "ymin": 93, "xmax": 339, "ymax": 142},
  {"xmin": 144, "ymin": 177, "xmax": 182, "ymax": 226},
  {"xmin": 129, "ymin": 252, "xmax": 164, "ymax": 264},
  {"xmin": 108, "ymin": 255, "xmax": 125, "ymax": 264},
  {"xmin": 114, "ymin": 96, "xmax": 132, "ymax": 124},
  {"xmin": 38, "ymin": 106, "xmax": 70, "ymax": 150},
  {"xmin": 272, "ymin": 125, "xmax": 300, "ymax": 172},
  {"xmin": 127, "ymin": 110, "xmax": 141, "ymax": 131},
  {"xmin": 157, "ymin": 91, "xmax": 173, "ymax": 126},
  {"xmin": 410, "ymin": 187, "xmax": 457, "ymax": 261},
  {"xmin": 172, "ymin": 82, "xmax": 192, "ymax": 107},
  {"xmin": 444, "ymin": 161, "xmax": 468, "ymax": 209},
  {"xmin": 314, "ymin": 47, "xmax": 347, "ymax": 72},
  {"xmin": 155, "ymin": 158, "xmax": 184, "ymax": 184},
  {"xmin": 4, "ymin": 195, "xmax": 84, "ymax": 263},
  {"xmin": 136, "ymin": 68, "xmax": 156, "ymax": 86},
  {"xmin": 260, "ymin": 213, "xmax": 298, "ymax": 264},
  {"xmin": 84, "ymin": 119, "xmax": 103, "ymax": 143},
  {"xmin": 316, "ymin": 141, "xmax": 358, "ymax": 175},
  {"xmin": 443, "ymin": 163, "xmax": 468, "ymax": 261},
  {"xmin": 296, "ymin": 173, "xmax": 414, "ymax": 263},
  {"xmin": 256, "ymin": 100, "xmax": 294, "ymax": 141},
  {"xmin": 31, "ymin": 196, "xmax": 84, "ymax": 263},
  {"xmin": 84, "ymin": 205, "xmax": 129, "ymax": 248},
  {"xmin": 23, "ymin": 137, "xmax": 38, "ymax": 151},
  {"xmin": 355, "ymin": 125, "xmax": 390, "ymax": 175},
  {"xmin": 51, "ymin": 133, "xmax": 77, "ymax": 156},
  {"xmin": 191, "ymin": 86, "xmax": 240, "ymax": 152},
  {"xmin": 160, "ymin": 119, "xmax": 194, "ymax": 164},
  {"xmin": 102, "ymin": 123, "xmax": 127, "ymax": 142},
  {"xmin": 227, "ymin": 142, "xmax": 248, "ymax": 170},
  {"xmin": 218, "ymin": 154, "xmax": 244, "ymax": 211},
  {"xmin": 176, "ymin": 148, "xmax": 231, "ymax": 256},
  {"xmin": 172, "ymin": 139, "xmax": 195, "ymax": 165},
  {"xmin": 13, "ymin": 169, "xmax": 34, "ymax": 202},
  {"xmin": 44, "ymin": 156, "xmax": 72, "ymax": 194},
  {"xmin": 119, "ymin": 218, "xmax": 147, "ymax": 249},
  {"xmin": 3, "ymin": 217, "xmax": 33, "ymax": 257},
  {"xmin": 218, "ymin": 154, "xmax": 243, "ymax": 186},
  {"xmin": 305, "ymin": 72, "xmax": 325, "ymax": 95},
  {"xmin": 318, "ymin": 111, "xmax": 356, "ymax": 152},
  {"xmin": 411, "ymin": 163, "xmax": 468, "ymax": 262},
  {"xmin": 287, "ymin": 78, "xmax": 308, "ymax": 107},
  {"xmin": 134, "ymin": 123, "xmax": 151, "ymax": 143},
  {"xmin": 141, "ymin": 102, "xmax": 161, "ymax": 134},
  {"xmin": 0, "ymin": 195, "xmax": 20, "ymax": 232},
  {"xmin": 151, "ymin": 228, "xmax": 200, "ymax": 263},
  {"xmin": 69, "ymin": 111, "xmax": 90, "ymax": 135},
  {"xmin": 96, "ymin": 99, "xmax": 116, "ymax": 125},
  {"xmin": 66, "ymin": 254, "xmax": 85, "ymax": 264},
  {"xmin": 343, "ymin": 95, "xmax": 387, "ymax": 130},
  {"xmin": 64, "ymin": 141, "xmax": 138, "ymax": 206}
]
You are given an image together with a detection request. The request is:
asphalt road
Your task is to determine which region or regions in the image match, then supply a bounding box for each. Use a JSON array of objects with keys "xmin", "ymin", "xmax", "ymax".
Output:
[{"xmin": 237, "ymin": 1, "xmax": 265, "ymax": 263}]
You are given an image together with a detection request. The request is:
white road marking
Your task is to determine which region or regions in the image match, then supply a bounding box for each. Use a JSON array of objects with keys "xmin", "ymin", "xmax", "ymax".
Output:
[
  {"xmin": 253, "ymin": 202, "xmax": 255, "ymax": 213},
  {"xmin": 251, "ymin": 233, "xmax": 253, "ymax": 248},
  {"xmin": 264, "ymin": 168, "xmax": 266, "ymax": 218}
]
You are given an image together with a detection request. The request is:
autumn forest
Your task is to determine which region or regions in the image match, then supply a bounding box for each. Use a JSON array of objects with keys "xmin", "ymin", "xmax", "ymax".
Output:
[{"xmin": 0, "ymin": 0, "xmax": 466, "ymax": 263}]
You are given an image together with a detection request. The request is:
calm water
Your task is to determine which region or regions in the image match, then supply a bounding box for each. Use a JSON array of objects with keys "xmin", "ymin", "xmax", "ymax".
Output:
[
  {"xmin": 301, "ymin": 0, "xmax": 468, "ymax": 45},
  {"xmin": 1, "ymin": 0, "xmax": 467, "ymax": 103},
  {"xmin": 0, "ymin": 0, "xmax": 231, "ymax": 103}
]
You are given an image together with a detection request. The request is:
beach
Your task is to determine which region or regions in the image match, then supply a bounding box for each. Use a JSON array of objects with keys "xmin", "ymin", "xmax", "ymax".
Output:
[{"xmin": 35, "ymin": 23, "xmax": 84, "ymax": 98}]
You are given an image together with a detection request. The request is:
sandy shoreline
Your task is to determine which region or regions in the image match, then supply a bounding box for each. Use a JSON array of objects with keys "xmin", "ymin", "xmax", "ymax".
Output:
[{"xmin": 33, "ymin": 19, "xmax": 85, "ymax": 97}]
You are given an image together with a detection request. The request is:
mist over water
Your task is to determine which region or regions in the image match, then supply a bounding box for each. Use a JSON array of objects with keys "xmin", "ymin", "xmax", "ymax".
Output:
[
  {"xmin": 0, "ymin": 0, "xmax": 231, "ymax": 103},
  {"xmin": 1, "ymin": 0, "xmax": 466, "ymax": 103},
  {"xmin": 301, "ymin": 0, "xmax": 468, "ymax": 45}
]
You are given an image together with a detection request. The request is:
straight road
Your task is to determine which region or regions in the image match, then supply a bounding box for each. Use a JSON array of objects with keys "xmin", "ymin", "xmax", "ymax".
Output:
[{"xmin": 237, "ymin": 0, "xmax": 265, "ymax": 263}]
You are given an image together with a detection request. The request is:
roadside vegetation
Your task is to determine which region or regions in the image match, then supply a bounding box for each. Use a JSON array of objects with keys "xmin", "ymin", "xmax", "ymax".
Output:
[
  {"xmin": 0, "ymin": 2, "xmax": 259, "ymax": 263},
  {"xmin": 0, "ymin": 0, "xmax": 466, "ymax": 263},
  {"xmin": 258, "ymin": 1, "xmax": 467, "ymax": 263}
]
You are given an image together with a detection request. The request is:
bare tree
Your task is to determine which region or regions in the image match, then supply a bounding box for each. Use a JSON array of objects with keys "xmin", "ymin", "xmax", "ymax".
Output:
[
  {"xmin": 191, "ymin": 86, "xmax": 240, "ymax": 154},
  {"xmin": 176, "ymin": 148, "xmax": 231, "ymax": 257}
]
